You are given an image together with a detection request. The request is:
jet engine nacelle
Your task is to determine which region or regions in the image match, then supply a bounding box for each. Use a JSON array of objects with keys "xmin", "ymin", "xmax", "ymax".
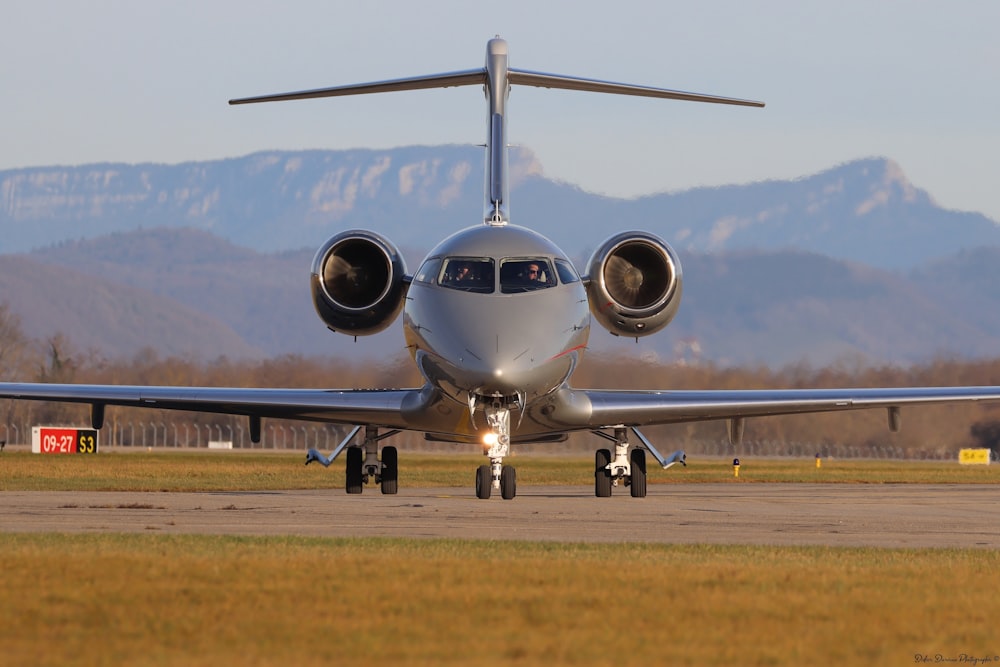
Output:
[
  {"xmin": 310, "ymin": 230, "xmax": 409, "ymax": 336},
  {"xmin": 584, "ymin": 231, "xmax": 683, "ymax": 338}
]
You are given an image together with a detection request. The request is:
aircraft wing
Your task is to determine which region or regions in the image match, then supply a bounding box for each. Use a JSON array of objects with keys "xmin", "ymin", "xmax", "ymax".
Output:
[
  {"xmin": 0, "ymin": 383, "xmax": 421, "ymax": 430},
  {"xmin": 6, "ymin": 382, "xmax": 1000, "ymax": 442},
  {"xmin": 572, "ymin": 385, "xmax": 1000, "ymax": 428}
]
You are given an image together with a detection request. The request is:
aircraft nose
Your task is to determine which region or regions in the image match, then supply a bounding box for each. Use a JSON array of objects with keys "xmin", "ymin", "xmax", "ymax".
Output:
[
  {"xmin": 465, "ymin": 350, "xmax": 545, "ymax": 396},
  {"xmin": 411, "ymin": 286, "xmax": 589, "ymax": 398},
  {"xmin": 457, "ymin": 324, "xmax": 578, "ymax": 397}
]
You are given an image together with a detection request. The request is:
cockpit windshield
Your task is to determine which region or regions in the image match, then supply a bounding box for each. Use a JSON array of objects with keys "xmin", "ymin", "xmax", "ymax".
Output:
[
  {"xmin": 425, "ymin": 255, "xmax": 565, "ymax": 294},
  {"xmin": 499, "ymin": 258, "xmax": 556, "ymax": 293},
  {"xmin": 439, "ymin": 257, "xmax": 494, "ymax": 293}
]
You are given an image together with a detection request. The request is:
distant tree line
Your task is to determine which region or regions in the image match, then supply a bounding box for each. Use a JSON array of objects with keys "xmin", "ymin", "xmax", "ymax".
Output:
[{"xmin": 3, "ymin": 302, "xmax": 1000, "ymax": 454}]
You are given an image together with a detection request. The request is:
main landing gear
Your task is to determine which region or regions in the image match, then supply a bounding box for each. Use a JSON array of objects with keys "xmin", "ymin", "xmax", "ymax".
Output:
[
  {"xmin": 305, "ymin": 425, "xmax": 399, "ymax": 495},
  {"xmin": 592, "ymin": 427, "xmax": 687, "ymax": 498},
  {"xmin": 475, "ymin": 401, "xmax": 516, "ymax": 500}
]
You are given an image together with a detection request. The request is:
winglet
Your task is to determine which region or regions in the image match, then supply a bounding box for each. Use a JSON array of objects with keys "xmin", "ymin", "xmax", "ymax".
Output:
[
  {"xmin": 630, "ymin": 426, "xmax": 688, "ymax": 469},
  {"xmin": 305, "ymin": 448, "xmax": 333, "ymax": 467}
]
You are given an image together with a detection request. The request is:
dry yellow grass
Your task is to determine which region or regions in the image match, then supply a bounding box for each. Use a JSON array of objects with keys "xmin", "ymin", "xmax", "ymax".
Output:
[
  {"xmin": 2, "ymin": 534, "xmax": 998, "ymax": 666},
  {"xmin": 3, "ymin": 452, "xmax": 999, "ymax": 665}
]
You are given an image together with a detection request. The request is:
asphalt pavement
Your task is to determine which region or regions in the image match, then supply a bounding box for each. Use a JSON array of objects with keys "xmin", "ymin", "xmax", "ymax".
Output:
[{"xmin": 3, "ymin": 484, "xmax": 999, "ymax": 548}]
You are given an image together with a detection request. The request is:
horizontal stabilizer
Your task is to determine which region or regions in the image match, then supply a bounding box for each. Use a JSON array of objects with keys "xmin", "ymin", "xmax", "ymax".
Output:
[
  {"xmin": 229, "ymin": 69, "xmax": 486, "ymax": 105},
  {"xmin": 230, "ymin": 67, "xmax": 763, "ymax": 109},
  {"xmin": 509, "ymin": 68, "xmax": 764, "ymax": 107}
]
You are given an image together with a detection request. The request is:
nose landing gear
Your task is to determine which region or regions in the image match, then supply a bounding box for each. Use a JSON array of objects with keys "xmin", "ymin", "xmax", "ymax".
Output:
[{"xmin": 476, "ymin": 402, "xmax": 516, "ymax": 500}]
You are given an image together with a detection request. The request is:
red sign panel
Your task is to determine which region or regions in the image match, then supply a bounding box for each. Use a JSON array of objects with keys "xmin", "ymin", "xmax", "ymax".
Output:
[{"xmin": 32, "ymin": 428, "xmax": 99, "ymax": 454}]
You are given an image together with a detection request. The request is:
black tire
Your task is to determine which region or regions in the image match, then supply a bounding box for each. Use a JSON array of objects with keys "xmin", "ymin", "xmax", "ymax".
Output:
[
  {"xmin": 500, "ymin": 465, "xmax": 516, "ymax": 500},
  {"xmin": 346, "ymin": 446, "xmax": 363, "ymax": 494},
  {"xmin": 595, "ymin": 448, "xmax": 612, "ymax": 497},
  {"xmin": 380, "ymin": 446, "xmax": 398, "ymax": 495},
  {"xmin": 629, "ymin": 448, "xmax": 647, "ymax": 498},
  {"xmin": 475, "ymin": 464, "xmax": 492, "ymax": 499}
]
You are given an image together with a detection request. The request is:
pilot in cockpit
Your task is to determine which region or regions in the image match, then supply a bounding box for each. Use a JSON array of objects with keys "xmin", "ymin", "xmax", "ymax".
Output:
[
  {"xmin": 524, "ymin": 262, "xmax": 543, "ymax": 284},
  {"xmin": 453, "ymin": 261, "xmax": 473, "ymax": 284}
]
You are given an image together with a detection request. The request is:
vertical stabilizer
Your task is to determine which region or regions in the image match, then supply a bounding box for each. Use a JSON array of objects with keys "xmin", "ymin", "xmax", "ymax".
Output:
[
  {"xmin": 484, "ymin": 38, "xmax": 511, "ymax": 226},
  {"xmin": 229, "ymin": 38, "xmax": 763, "ymax": 228}
]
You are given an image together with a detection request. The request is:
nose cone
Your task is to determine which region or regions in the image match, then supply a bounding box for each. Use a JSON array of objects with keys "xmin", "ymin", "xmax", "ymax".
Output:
[
  {"xmin": 412, "ymin": 288, "xmax": 588, "ymax": 399},
  {"xmin": 444, "ymin": 300, "xmax": 553, "ymax": 394}
]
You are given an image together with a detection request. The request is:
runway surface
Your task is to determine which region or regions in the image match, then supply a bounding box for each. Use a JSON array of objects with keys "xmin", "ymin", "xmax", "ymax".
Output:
[{"xmin": 3, "ymin": 484, "xmax": 1000, "ymax": 547}]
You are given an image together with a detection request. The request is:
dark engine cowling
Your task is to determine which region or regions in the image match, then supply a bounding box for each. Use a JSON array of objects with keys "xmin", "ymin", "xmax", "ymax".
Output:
[
  {"xmin": 310, "ymin": 230, "xmax": 409, "ymax": 336},
  {"xmin": 584, "ymin": 231, "xmax": 683, "ymax": 338}
]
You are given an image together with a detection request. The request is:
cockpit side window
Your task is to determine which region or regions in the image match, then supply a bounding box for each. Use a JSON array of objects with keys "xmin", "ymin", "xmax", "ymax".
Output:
[
  {"xmin": 440, "ymin": 257, "xmax": 494, "ymax": 293},
  {"xmin": 414, "ymin": 257, "xmax": 442, "ymax": 284},
  {"xmin": 500, "ymin": 258, "xmax": 556, "ymax": 293},
  {"xmin": 554, "ymin": 259, "xmax": 580, "ymax": 284}
]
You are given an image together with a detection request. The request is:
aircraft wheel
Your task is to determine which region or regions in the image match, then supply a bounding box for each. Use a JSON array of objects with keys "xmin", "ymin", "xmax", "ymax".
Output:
[
  {"xmin": 500, "ymin": 465, "xmax": 516, "ymax": 500},
  {"xmin": 629, "ymin": 448, "xmax": 647, "ymax": 498},
  {"xmin": 380, "ymin": 446, "xmax": 398, "ymax": 495},
  {"xmin": 475, "ymin": 464, "xmax": 492, "ymax": 499},
  {"xmin": 346, "ymin": 446, "xmax": 364, "ymax": 494},
  {"xmin": 595, "ymin": 448, "xmax": 612, "ymax": 497}
]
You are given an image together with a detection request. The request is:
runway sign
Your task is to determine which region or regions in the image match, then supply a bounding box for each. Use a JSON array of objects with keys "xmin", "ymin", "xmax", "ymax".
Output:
[
  {"xmin": 958, "ymin": 448, "xmax": 990, "ymax": 465},
  {"xmin": 31, "ymin": 427, "xmax": 99, "ymax": 454}
]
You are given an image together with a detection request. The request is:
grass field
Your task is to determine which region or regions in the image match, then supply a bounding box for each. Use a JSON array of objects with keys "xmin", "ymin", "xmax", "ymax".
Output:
[
  {"xmin": 2, "ymin": 449, "xmax": 999, "ymax": 491},
  {"xmin": 2, "ymin": 451, "xmax": 999, "ymax": 665},
  {"xmin": 2, "ymin": 534, "xmax": 999, "ymax": 666}
]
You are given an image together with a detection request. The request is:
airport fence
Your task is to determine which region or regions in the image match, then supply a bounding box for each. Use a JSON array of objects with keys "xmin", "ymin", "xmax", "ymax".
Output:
[{"xmin": 2, "ymin": 420, "xmax": 989, "ymax": 461}]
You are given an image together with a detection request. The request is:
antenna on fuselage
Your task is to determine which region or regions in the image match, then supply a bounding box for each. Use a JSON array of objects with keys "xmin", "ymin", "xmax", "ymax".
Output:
[{"xmin": 229, "ymin": 38, "xmax": 764, "ymax": 227}]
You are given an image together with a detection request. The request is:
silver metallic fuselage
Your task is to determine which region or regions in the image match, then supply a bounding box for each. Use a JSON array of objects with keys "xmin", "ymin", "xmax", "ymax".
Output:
[{"xmin": 403, "ymin": 224, "xmax": 590, "ymax": 438}]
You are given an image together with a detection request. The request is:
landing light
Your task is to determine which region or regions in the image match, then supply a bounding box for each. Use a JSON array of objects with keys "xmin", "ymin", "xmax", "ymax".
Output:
[{"xmin": 483, "ymin": 432, "xmax": 498, "ymax": 446}]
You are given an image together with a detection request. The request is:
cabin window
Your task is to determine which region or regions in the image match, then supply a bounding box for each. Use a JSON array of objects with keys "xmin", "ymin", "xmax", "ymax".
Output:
[
  {"xmin": 439, "ymin": 257, "xmax": 495, "ymax": 293},
  {"xmin": 554, "ymin": 259, "xmax": 580, "ymax": 284},
  {"xmin": 499, "ymin": 258, "xmax": 556, "ymax": 293}
]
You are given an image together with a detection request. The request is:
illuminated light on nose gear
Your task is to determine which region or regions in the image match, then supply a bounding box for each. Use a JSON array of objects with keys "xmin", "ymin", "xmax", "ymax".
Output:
[
  {"xmin": 483, "ymin": 432, "xmax": 498, "ymax": 446},
  {"xmin": 494, "ymin": 368, "xmax": 503, "ymax": 377}
]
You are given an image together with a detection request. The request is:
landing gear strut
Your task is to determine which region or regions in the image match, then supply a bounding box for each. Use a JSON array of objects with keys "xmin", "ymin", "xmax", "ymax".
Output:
[
  {"xmin": 591, "ymin": 426, "xmax": 685, "ymax": 498},
  {"xmin": 592, "ymin": 427, "xmax": 645, "ymax": 497},
  {"xmin": 348, "ymin": 426, "xmax": 399, "ymax": 494},
  {"xmin": 475, "ymin": 401, "xmax": 516, "ymax": 500},
  {"xmin": 305, "ymin": 425, "xmax": 399, "ymax": 495}
]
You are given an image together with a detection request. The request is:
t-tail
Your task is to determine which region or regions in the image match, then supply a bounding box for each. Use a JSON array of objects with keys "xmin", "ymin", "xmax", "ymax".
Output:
[{"xmin": 229, "ymin": 37, "xmax": 764, "ymax": 226}]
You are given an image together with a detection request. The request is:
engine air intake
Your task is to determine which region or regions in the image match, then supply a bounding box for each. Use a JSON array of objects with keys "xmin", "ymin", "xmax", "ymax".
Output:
[
  {"xmin": 311, "ymin": 230, "xmax": 409, "ymax": 336},
  {"xmin": 585, "ymin": 231, "xmax": 682, "ymax": 337}
]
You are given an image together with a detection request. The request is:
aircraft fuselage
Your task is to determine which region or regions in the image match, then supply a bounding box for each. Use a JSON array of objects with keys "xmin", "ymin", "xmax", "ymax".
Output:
[{"xmin": 403, "ymin": 224, "xmax": 590, "ymax": 439}]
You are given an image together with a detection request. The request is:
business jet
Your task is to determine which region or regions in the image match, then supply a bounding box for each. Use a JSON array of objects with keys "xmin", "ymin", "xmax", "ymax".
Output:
[{"xmin": 4, "ymin": 38, "xmax": 1000, "ymax": 500}]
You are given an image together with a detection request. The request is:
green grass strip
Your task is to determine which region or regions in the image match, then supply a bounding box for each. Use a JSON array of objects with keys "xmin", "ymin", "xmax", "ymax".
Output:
[{"xmin": 2, "ymin": 451, "xmax": 999, "ymax": 491}]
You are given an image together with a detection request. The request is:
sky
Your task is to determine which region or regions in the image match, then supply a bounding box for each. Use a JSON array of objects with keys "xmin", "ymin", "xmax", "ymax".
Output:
[{"xmin": 3, "ymin": 0, "xmax": 999, "ymax": 221}]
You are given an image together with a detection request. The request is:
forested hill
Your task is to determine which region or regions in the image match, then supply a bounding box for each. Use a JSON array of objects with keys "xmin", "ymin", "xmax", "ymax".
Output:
[{"xmin": 5, "ymin": 227, "xmax": 1000, "ymax": 367}]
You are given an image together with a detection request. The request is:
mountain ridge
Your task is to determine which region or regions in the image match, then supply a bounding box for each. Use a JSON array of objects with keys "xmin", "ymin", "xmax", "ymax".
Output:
[
  {"xmin": 4, "ymin": 150, "xmax": 1000, "ymax": 366},
  {"xmin": 3, "ymin": 150, "xmax": 998, "ymax": 270}
]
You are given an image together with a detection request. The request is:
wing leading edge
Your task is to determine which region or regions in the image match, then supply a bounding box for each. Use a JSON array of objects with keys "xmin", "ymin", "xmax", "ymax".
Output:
[
  {"xmin": 0, "ymin": 383, "xmax": 422, "ymax": 430},
  {"xmin": 564, "ymin": 385, "xmax": 1000, "ymax": 429},
  {"xmin": 4, "ymin": 383, "xmax": 1000, "ymax": 435}
]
